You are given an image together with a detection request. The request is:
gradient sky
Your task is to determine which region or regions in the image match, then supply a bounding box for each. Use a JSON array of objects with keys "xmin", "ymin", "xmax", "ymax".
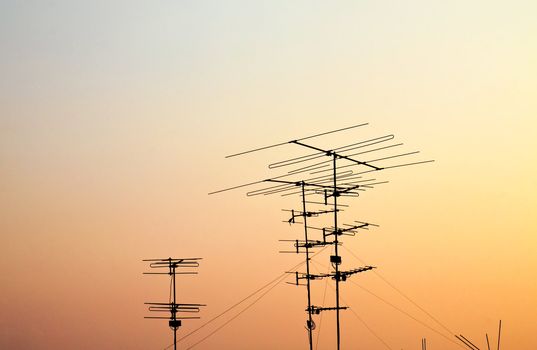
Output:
[{"xmin": 1, "ymin": 1, "xmax": 536, "ymax": 349}]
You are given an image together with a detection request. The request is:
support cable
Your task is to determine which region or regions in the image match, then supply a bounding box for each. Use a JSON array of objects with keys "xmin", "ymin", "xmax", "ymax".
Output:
[
  {"xmin": 164, "ymin": 247, "xmax": 328, "ymax": 349},
  {"xmin": 314, "ymin": 261, "xmax": 330, "ymax": 350},
  {"xmin": 310, "ymin": 260, "xmax": 394, "ymax": 350},
  {"xmin": 186, "ymin": 273, "xmax": 289, "ymax": 349},
  {"xmin": 341, "ymin": 245, "xmax": 456, "ymax": 337},
  {"xmin": 311, "ymin": 258, "xmax": 465, "ymax": 349},
  {"xmin": 339, "ymin": 290, "xmax": 394, "ymax": 350},
  {"xmin": 345, "ymin": 279, "xmax": 465, "ymax": 348}
]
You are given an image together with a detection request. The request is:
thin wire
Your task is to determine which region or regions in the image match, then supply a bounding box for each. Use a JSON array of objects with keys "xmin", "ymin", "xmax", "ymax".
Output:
[
  {"xmin": 165, "ymin": 274, "xmax": 285, "ymax": 349},
  {"xmin": 310, "ymin": 258, "xmax": 330, "ymax": 350},
  {"xmin": 163, "ymin": 247, "xmax": 328, "ymax": 349},
  {"xmin": 311, "ymin": 257, "xmax": 465, "ymax": 349},
  {"xmin": 340, "ymin": 294, "xmax": 394, "ymax": 350},
  {"xmin": 186, "ymin": 273, "xmax": 289, "ymax": 349},
  {"xmin": 341, "ymin": 245, "xmax": 456, "ymax": 337},
  {"xmin": 346, "ymin": 279, "xmax": 466, "ymax": 348},
  {"xmin": 309, "ymin": 262, "xmax": 393, "ymax": 350}
]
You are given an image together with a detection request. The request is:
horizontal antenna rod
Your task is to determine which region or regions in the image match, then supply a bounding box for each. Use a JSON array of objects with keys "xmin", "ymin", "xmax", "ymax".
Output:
[
  {"xmin": 143, "ymin": 258, "xmax": 202, "ymax": 262},
  {"xmin": 270, "ymin": 134, "xmax": 394, "ymax": 170},
  {"xmin": 286, "ymin": 140, "xmax": 401, "ymax": 174},
  {"xmin": 310, "ymin": 159, "xmax": 434, "ymax": 175},
  {"xmin": 292, "ymin": 140, "xmax": 382, "ymax": 171},
  {"xmin": 225, "ymin": 123, "xmax": 368, "ymax": 158}
]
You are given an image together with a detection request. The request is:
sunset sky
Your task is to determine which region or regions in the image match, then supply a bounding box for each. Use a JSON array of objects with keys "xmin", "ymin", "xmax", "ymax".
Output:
[{"xmin": 1, "ymin": 1, "xmax": 536, "ymax": 349}]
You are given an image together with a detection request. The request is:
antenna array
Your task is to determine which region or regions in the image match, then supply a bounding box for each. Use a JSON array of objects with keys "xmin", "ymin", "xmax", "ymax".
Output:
[
  {"xmin": 143, "ymin": 257, "xmax": 205, "ymax": 350},
  {"xmin": 211, "ymin": 123, "xmax": 433, "ymax": 349}
]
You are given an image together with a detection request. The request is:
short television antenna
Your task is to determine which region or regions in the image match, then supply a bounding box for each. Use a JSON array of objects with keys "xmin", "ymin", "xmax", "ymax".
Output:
[{"xmin": 143, "ymin": 257, "xmax": 205, "ymax": 350}]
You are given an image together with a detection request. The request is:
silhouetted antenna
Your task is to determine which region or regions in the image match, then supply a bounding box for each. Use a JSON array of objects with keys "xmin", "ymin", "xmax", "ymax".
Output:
[
  {"xmin": 497, "ymin": 320, "xmax": 501, "ymax": 350},
  {"xmin": 422, "ymin": 337, "xmax": 427, "ymax": 350},
  {"xmin": 143, "ymin": 257, "xmax": 205, "ymax": 350},
  {"xmin": 486, "ymin": 333, "xmax": 491, "ymax": 350},
  {"xmin": 210, "ymin": 124, "xmax": 433, "ymax": 350}
]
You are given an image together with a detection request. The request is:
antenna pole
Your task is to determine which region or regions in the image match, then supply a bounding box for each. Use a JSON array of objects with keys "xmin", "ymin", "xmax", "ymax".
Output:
[
  {"xmin": 497, "ymin": 320, "xmax": 501, "ymax": 350},
  {"xmin": 301, "ymin": 182, "xmax": 314, "ymax": 350},
  {"xmin": 172, "ymin": 259, "xmax": 177, "ymax": 350},
  {"xmin": 333, "ymin": 153, "xmax": 341, "ymax": 350}
]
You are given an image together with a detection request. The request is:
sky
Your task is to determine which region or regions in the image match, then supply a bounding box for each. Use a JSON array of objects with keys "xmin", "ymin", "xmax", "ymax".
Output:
[{"xmin": 1, "ymin": 1, "xmax": 536, "ymax": 349}]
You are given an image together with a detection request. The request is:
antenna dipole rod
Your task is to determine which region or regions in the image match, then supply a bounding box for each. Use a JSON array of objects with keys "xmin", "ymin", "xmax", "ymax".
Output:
[{"xmin": 225, "ymin": 123, "xmax": 368, "ymax": 158}]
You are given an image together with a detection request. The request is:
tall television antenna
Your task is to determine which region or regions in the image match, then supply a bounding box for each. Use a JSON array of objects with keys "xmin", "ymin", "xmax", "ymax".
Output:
[
  {"xmin": 143, "ymin": 257, "xmax": 205, "ymax": 350},
  {"xmin": 210, "ymin": 123, "xmax": 433, "ymax": 349}
]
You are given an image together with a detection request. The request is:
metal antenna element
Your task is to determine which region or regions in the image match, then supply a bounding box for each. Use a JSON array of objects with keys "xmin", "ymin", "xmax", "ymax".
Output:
[
  {"xmin": 143, "ymin": 258, "xmax": 205, "ymax": 350},
  {"xmin": 422, "ymin": 338, "xmax": 427, "ymax": 350},
  {"xmin": 455, "ymin": 335, "xmax": 481, "ymax": 350},
  {"xmin": 210, "ymin": 124, "xmax": 433, "ymax": 350},
  {"xmin": 225, "ymin": 123, "xmax": 369, "ymax": 158},
  {"xmin": 456, "ymin": 319, "xmax": 503, "ymax": 350},
  {"xmin": 497, "ymin": 320, "xmax": 501, "ymax": 350}
]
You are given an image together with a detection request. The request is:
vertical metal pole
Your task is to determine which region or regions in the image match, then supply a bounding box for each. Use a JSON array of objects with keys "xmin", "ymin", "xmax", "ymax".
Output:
[
  {"xmin": 171, "ymin": 259, "xmax": 177, "ymax": 350},
  {"xmin": 497, "ymin": 320, "xmax": 501, "ymax": 350},
  {"xmin": 301, "ymin": 182, "xmax": 314, "ymax": 350},
  {"xmin": 333, "ymin": 154, "xmax": 341, "ymax": 350},
  {"xmin": 174, "ymin": 319, "xmax": 177, "ymax": 350}
]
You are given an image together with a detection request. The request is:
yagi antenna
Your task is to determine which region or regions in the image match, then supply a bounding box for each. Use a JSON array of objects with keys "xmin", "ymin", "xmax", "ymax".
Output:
[{"xmin": 143, "ymin": 257, "xmax": 205, "ymax": 350}]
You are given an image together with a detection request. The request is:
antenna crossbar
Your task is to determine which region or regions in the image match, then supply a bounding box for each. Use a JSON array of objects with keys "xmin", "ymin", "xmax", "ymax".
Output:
[
  {"xmin": 291, "ymin": 140, "xmax": 382, "ymax": 171},
  {"xmin": 307, "ymin": 305, "xmax": 349, "ymax": 314}
]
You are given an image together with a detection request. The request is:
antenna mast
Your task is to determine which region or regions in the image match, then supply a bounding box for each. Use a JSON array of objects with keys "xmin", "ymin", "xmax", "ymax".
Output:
[{"xmin": 143, "ymin": 257, "xmax": 205, "ymax": 350}]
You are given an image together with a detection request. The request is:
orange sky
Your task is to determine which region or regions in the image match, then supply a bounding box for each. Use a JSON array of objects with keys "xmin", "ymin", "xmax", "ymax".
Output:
[{"xmin": 1, "ymin": 1, "xmax": 536, "ymax": 349}]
